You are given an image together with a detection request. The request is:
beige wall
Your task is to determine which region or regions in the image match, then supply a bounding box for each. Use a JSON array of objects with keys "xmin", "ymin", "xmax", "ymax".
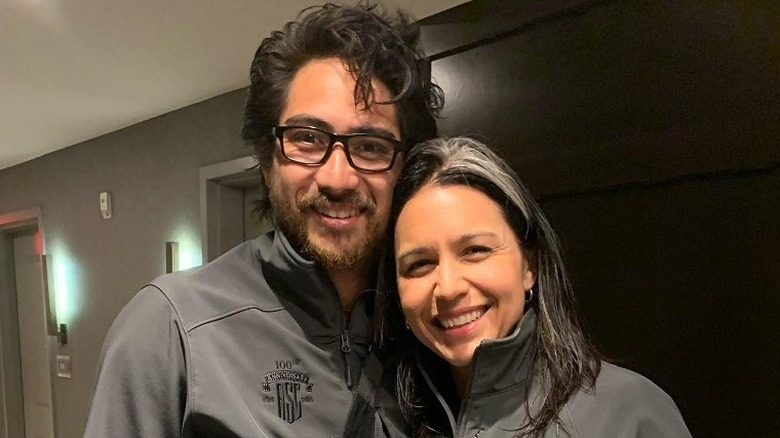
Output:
[{"xmin": 0, "ymin": 88, "xmax": 252, "ymax": 438}]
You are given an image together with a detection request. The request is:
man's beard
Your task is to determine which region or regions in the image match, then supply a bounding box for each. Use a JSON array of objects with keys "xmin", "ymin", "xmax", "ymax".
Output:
[{"xmin": 267, "ymin": 180, "xmax": 384, "ymax": 271}]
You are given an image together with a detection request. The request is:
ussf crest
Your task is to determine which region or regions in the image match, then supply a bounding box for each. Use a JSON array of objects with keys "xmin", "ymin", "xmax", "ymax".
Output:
[{"xmin": 261, "ymin": 358, "xmax": 314, "ymax": 424}]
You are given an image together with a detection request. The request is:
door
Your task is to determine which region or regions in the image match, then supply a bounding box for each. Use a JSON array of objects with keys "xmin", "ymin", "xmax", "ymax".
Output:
[
  {"xmin": 242, "ymin": 186, "xmax": 272, "ymax": 243},
  {"xmin": 200, "ymin": 157, "xmax": 273, "ymax": 262},
  {"xmin": 12, "ymin": 232, "xmax": 55, "ymax": 438}
]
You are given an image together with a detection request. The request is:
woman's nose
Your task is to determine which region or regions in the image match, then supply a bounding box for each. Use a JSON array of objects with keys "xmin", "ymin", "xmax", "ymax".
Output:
[{"xmin": 433, "ymin": 259, "xmax": 468, "ymax": 301}]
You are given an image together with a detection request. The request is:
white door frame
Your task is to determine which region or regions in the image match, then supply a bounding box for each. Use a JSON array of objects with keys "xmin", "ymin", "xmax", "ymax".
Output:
[
  {"xmin": 0, "ymin": 207, "xmax": 56, "ymax": 438},
  {"xmin": 199, "ymin": 156, "xmax": 263, "ymax": 263}
]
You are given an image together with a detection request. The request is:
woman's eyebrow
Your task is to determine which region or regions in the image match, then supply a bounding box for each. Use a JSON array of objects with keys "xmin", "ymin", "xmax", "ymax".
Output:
[
  {"xmin": 396, "ymin": 247, "xmax": 429, "ymax": 263},
  {"xmin": 456, "ymin": 232, "xmax": 498, "ymax": 244},
  {"xmin": 396, "ymin": 232, "xmax": 499, "ymax": 260}
]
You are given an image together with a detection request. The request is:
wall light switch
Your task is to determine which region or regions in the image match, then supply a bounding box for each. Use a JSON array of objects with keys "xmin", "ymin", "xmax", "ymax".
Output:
[
  {"xmin": 166, "ymin": 241, "xmax": 179, "ymax": 273},
  {"xmin": 56, "ymin": 354, "xmax": 72, "ymax": 379},
  {"xmin": 99, "ymin": 191, "xmax": 112, "ymax": 219}
]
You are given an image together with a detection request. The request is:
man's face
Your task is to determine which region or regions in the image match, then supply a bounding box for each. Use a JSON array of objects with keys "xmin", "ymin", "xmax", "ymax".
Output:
[{"xmin": 264, "ymin": 57, "xmax": 402, "ymax": 271}]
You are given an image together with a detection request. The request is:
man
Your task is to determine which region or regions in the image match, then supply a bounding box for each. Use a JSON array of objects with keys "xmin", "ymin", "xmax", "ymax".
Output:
[{"xmin": 84, "ymin": 3, "xmax": 441, "ymax": 437}]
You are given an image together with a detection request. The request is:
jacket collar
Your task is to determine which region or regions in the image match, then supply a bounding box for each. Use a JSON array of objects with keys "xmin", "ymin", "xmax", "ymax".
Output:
[
  {"xmin": 467, "ymin": 308, "xmax": 538, "ymax": 396},
  {"xmin": 418, "ymin": 309, "xmax": 539, "ymax": 408},
  {"xmin": 253, "ymin": 230, "xmax": 373, "ymax": 342},
  {"xmin": 414, "ymin": 310, "xmax": 539, "ymax": 435}
]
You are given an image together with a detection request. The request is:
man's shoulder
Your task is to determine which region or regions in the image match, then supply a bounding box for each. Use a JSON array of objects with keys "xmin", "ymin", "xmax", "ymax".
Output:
[{"xmin": 146, "ymin": 235, "xmax": 284, "ymax": 330}]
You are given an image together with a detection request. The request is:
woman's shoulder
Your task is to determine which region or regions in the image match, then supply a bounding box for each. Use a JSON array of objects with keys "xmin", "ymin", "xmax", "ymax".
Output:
[
  {"xmin": 592, "ymin": 362, "xmax": 673, "ymax": 400},
  {"xmin": 557, "ymin": 361, "xmax": 692, "ymax": 438}
]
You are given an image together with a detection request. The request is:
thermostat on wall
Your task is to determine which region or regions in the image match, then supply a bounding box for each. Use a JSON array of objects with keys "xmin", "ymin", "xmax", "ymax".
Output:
[{"xmin": 100, "ymin": 191, "xmax": 112, "ymax": 219}]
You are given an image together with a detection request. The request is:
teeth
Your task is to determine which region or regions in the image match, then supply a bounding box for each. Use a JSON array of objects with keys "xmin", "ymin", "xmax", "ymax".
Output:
[
  {"xmin": 319, "ymin": 208, "xmax": 356, "ymax": 219},
  {"xmin": 439, "ymin": 309, "xmax": 484, "ymax": 329}
]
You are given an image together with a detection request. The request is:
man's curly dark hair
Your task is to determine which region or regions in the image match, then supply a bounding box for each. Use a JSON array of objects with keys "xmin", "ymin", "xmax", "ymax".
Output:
[{"xmin": 241, "ymin": 2, "xmax": 443, "ymax": 218}]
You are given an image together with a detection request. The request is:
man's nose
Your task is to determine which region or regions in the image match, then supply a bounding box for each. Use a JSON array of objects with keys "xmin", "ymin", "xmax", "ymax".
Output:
[{"xmin": 313, "ymin": 143, "xmax": 360, "ymax": 196}]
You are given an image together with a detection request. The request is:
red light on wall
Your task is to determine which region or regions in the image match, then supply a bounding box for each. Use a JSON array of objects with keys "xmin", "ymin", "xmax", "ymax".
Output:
[{"xmin": 34, "ymin": 231, "xmax": 44, "ymax": 255}]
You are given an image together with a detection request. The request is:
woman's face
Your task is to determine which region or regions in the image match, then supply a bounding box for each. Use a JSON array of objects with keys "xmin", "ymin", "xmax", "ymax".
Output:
[{"xmin": 394, "ymin": 184, "xmax": 535, "ymax": 369}]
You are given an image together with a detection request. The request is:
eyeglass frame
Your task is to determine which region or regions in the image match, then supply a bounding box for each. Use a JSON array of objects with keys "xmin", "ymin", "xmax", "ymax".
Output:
[{"xmin": 272, "ymin": 125, "xmax": 404, "ymax": 172}]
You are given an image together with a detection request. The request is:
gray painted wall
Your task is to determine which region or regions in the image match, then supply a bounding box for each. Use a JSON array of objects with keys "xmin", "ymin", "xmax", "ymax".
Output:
[{"xmin": 0, "ymin": 88, "xmax": 253, "ymax": 438}]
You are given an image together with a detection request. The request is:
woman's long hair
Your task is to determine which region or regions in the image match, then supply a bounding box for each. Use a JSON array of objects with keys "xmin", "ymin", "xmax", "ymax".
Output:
[{"xmin": 375, "ymin": 137, "xmax": 601, "ymax": 437}]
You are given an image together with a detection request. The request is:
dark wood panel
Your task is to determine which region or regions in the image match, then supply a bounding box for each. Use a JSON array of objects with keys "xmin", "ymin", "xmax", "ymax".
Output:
[
  {"xmin": 420, "ymin": 1, "xmax": 780, "ymax": 437},
  {"xmin": 541, "ymin": 170, "xmax": 780, "ymax": 438},
  {"xmin": 420, "ymin": 0, "xmax": 604, "ymax": 58},
  {"xmin": 428, "ymin": 0, "xmax": 780, "ymax": 196}
]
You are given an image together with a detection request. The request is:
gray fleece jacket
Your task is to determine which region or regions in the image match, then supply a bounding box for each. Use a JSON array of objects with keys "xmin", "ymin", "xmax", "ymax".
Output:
[
  {"xmin": 84, "ymin": 230, "xmax": 372, "ymax": 437},
  {"xmin": 371, "ymin": 311, "xmax": 692, "ymax": 438}
]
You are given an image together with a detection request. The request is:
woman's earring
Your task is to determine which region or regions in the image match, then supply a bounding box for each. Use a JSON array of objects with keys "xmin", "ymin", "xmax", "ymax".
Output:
[
  {"xmin": 404, "ymin": 320, "xmax": 410, "ymax": 330},
  {"xmin": 525, "ymin": 288, "xmax": 534, "ymax": 304}
]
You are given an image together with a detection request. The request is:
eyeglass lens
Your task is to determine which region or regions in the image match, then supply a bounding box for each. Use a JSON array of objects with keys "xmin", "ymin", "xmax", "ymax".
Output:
[{"xmin": 280, "ymin": 126, "xmax": 398, "ymax": 171}]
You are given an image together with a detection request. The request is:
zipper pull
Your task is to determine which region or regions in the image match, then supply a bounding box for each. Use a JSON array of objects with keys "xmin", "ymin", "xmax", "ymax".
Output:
[
  {"xmin": 341, "ymin": 329, "xmax": 353, "ymax": 389},
  {"xmin": 341, "ymin": 329, "xmax": 352, "ymax": 354}
]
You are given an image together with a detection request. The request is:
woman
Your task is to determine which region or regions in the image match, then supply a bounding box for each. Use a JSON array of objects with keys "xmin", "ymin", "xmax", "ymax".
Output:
[{"xmin": 360, "ymin": 137, "xmax": 691, "ymax": 437}]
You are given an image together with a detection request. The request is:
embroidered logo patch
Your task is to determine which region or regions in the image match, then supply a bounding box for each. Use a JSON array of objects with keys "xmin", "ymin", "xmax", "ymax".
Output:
[{"xmin": 261, "ymin": 358, "xmax": 314, "ymax": 424}]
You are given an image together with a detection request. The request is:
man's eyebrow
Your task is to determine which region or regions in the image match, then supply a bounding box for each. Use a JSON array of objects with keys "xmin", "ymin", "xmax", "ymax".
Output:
[
  {"xmin": 282, "ymin": 115, "xmax": 333, "ymax": 131},
  {"xmin": 281, "ymin": 115, "xmax": 399, "ymax": 141},
  {"xmin": 350, "ymin": 125, "xmax": 399, "ymax": 141}
]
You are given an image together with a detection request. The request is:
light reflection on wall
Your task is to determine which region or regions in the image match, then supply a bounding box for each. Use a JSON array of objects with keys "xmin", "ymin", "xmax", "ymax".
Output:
[
  {"xmin": 49, "ymin": 240, "xmax": 82, "ymax": 325},
  {"xmin": 172, "ymin": 224, "xmax": 202, "ymax": 271}
]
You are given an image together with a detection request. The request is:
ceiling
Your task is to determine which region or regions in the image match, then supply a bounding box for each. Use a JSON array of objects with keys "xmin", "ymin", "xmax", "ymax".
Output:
[{"xmin": 0, "ymin": 0, "xmax": 467, "ymax": 171}]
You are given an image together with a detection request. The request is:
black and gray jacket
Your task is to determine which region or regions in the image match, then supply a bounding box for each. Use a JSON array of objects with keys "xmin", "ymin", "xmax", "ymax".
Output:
[
  {"xmin": 372, "ymin": 310, "xmax": 692, "ymax": 438},
  {"xmin": 84, "ymin": 230, "xmax": 373, "ymax": 437}
]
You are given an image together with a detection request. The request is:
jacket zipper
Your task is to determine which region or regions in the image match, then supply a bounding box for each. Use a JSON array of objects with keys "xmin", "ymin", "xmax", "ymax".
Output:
[{"xmin": 340, "ymin": 328, "xmax": 353, "ymax": 389}]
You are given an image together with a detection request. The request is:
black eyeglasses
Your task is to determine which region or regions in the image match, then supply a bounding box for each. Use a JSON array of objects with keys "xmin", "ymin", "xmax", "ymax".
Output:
[{"xmin": 272, "ymin": 125, "xmax": 403, "ymax": 172}]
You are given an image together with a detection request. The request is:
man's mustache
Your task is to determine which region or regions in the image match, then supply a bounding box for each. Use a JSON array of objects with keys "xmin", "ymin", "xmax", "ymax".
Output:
[{"xmin": 298, "ymin": 191, "xmax": 377, "ymax": 214}]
